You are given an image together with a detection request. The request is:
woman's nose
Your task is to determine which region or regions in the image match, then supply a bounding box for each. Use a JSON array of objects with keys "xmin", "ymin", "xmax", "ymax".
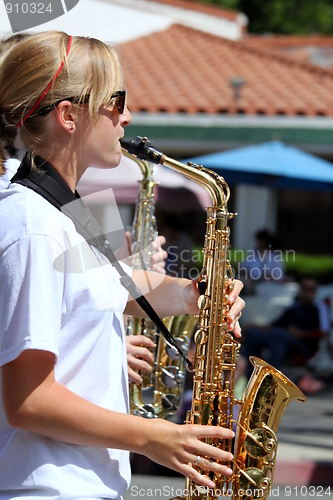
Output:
[{"xmin": 121, "ymin": 105, "xmax": 132, "ymax": 127}]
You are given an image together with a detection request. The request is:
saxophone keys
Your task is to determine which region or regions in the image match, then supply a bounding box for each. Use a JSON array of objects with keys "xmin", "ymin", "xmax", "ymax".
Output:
[
  {"xmin": 264, "ymin": 438, "xmax": 276, "ymax": 453},
  {"xmin": 198, "ymin": 294, "xmax": 210, "ymax": 310},
  {"xmin": 166, "ymin": 337, "xmax": 189, "ymax": 360},
  {"xmin": 161, "ymin": 393, "xmax": 180, "ymax": 412},
  {"xmin": 195, "ymin": 482, "xmax": 212, "ymax": 496},
  {"xmin": 161, "ymin": 365, "xmax": 184, "ymax": 388},
  {"xmin": 244, "ymin": 427, "xmax": 277, "ymax": 458},
  {"xmin": 194, "ymin": 328, "xmax": 208, "ymax": 345},
  {"xmin": 165, "ymin": 344, "xmax": 180, "ymax": 360},
  {"xmin": 238, "ymin": 467, "xmax": 271, "ymax": 494}
]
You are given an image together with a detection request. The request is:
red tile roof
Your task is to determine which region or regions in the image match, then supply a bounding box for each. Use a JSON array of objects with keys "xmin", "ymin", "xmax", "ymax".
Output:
[{"xmin": 118, "ymin": 24, "xmax": 333, "ymax": 117}]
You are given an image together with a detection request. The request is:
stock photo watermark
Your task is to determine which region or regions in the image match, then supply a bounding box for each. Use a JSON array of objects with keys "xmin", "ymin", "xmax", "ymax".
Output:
[
  {"xmin": 129, "ymin": 485, "xmax": 332, "ymax": 497},
  {"xmin": 232, "ymin": 247, "xmax": 295, "ymax": 281},
  {"xmin": 3, "ymin": 0, "xmax": 80, "ymax": 33},
  {"xmin": 166, "ymin": 246, "xmax": 296, "ymax": 280}
]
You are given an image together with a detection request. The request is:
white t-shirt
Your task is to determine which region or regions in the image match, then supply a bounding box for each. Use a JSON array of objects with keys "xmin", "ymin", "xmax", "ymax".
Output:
[{"xmin": 0, "ymin": 183, "xmax": 131, "ymax": 499}]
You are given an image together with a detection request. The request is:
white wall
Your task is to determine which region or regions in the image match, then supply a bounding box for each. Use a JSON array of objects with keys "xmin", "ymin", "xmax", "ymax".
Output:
[{"xmin": 233, "ymin": 184, "xmax": 278, "ymax": 249}]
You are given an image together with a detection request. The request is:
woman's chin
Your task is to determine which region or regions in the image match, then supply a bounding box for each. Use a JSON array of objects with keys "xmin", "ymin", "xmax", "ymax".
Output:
[
  {"xmin": 93, "ymin": 154, "xmax": 122, "ymax": 170},
  {"xmin": 112, "ymin": 151, "xmax": 122, "ymax": 168}
]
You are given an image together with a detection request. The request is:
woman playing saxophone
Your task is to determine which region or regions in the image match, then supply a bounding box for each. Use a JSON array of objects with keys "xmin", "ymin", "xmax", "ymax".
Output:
[{"xmin": 0, "ymin": 31, "xmax": 245, "ymax": 499}]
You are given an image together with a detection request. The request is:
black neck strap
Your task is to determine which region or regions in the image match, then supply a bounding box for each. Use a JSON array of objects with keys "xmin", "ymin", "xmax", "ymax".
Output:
[{"xmin": 11, "ymin": 154, "xmax": 191, "ymax": 368}]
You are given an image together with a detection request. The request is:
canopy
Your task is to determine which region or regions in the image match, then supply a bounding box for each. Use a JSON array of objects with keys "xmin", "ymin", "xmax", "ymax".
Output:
[{"xmin": 186, "ymin": 141, "xmax": 333, "ymax": 191}]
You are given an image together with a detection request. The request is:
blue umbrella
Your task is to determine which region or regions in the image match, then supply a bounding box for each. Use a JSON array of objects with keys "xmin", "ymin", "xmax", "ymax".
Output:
[{"xmin": 186, "ymin": 141, "xmax": 333, "ymax": 190}]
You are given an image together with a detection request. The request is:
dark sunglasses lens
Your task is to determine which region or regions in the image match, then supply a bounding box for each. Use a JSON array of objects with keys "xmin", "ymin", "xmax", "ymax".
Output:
[{"xmin": 115, "ymin": 92, "xmax": 125, "ymax": 114}]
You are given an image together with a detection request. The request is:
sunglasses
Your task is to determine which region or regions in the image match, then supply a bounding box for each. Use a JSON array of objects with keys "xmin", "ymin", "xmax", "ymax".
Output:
[{"xmin": 37, "ymin": 90, "xmax": 126, "ymax": 116}]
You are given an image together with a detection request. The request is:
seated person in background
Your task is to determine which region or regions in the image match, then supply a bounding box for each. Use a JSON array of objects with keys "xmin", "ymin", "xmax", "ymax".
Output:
[
  {"xmin": 240, "ymin": 228, "xmax": 285, "ymax": 295},
  {"xmin": 236, "ymin": 275, "xmax": 330, "ymax": 393}
]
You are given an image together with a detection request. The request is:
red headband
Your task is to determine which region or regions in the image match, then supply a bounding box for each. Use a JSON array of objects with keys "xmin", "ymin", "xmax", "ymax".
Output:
[{"xmin": 16, "ymin": 35, "xmax": 73, "ymax": 128}]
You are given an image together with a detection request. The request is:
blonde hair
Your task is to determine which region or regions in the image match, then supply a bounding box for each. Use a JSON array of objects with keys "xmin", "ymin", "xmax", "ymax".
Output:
[
  {"xmin": 0, "ymin": 33, "xmax": 29, "ymax": 55},
  {"xmin": 0, "ymin": 31, "xmax": 125, "ymax": 171}
]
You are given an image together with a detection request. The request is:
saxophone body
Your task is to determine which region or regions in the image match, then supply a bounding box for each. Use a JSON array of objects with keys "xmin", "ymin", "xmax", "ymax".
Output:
[
  {"xmin": 123, "ymin": 150, "xmax": 196, "ymax": 420},
  {"xmin": 121, "ymin": 137, "xmax": 306, "ymax": 500}
]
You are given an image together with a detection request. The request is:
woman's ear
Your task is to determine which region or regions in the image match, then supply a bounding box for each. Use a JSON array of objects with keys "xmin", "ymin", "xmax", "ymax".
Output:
[{"xmin": 55, "ymin": 101, "xmax": 75, "ymax": 133}]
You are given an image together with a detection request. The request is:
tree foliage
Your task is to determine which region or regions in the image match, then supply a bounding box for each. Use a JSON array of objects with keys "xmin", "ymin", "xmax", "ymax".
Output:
[{"xmin": 199, "ymin": 0, "xmax": 333, "ymax": 34}]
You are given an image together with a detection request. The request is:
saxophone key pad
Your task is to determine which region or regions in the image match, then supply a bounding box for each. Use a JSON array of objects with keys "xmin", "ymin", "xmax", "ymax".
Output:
[
  {"xmin": 161, "ymin": 366, "xmax": 179, "ymax": 389},
  {"xmin": 194, "ymin": 329, "xmax": 208, "ymax": 345},
  {"xmin": 244, "ymin": 428, "xmax": 272, "ymax": 458}
]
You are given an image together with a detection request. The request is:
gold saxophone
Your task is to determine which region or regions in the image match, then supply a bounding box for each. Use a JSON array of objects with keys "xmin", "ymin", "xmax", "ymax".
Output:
[
  {"xmin": 123, "ymin": 149, "xmax": 197, "ymax": 420},
  {"xmin": 121, "ymin": 137, "xmax": 306, "ymax": 500}
]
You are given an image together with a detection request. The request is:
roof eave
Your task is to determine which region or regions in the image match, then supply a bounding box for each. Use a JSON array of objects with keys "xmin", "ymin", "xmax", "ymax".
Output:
[{"xmin": 126, "ymin": 113, "xmax": 333, "ymax": 158}]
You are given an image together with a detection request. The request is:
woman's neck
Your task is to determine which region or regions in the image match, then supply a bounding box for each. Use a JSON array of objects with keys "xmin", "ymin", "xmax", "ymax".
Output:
[{"xmin": 38, "ymin": 150, "xmax": 83, "ymax": 193}]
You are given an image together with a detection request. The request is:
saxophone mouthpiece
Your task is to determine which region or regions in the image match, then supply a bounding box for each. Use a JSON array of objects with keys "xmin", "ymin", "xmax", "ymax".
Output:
[{"xmin": 121, "ymin": 136, "xmax": 164, "ymax": 165}]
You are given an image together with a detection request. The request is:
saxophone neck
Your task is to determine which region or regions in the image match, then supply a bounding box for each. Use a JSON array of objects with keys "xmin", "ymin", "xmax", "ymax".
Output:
[
  {"xmin": 122, "ymin": 148, "xmax": 158, "ymax": 269},
  {"xmin": 122, "ymin": 148, "xmax": 156, "ymax": 194},
  {"xmin": 121, "ymin": 136, "xmax": 234, "ymax": 216},
  {"xmin": 162, "ymin": 156, "xmax": 228, "ymax": 210}
]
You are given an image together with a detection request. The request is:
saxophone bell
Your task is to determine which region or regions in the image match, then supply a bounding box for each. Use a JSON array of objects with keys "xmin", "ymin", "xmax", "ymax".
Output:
[{"xmin": 232, "ymin": 356, "xmax": 306, "ymax": 499}]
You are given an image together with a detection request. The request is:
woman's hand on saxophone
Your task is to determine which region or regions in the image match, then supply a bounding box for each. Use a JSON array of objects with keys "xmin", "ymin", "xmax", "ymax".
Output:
[
  {"xmin": 116, "ymin": 231, "xmax": 167, "ymax": 273},
  {"xmin": 180, "ymin": 278, "xmax": 245, "ymax": 337},
  {"xmin": 126, "ymin": 335, "xmax": 154, "ymax": 384},
  {"xmin": 150, "ymin": 235, "xmax": 168, "ymax": 274},
  {"xmin": 228, "ymin": 278, "xmax": 245, "ymax": 338},
  {"xmin": 141, "ymin": 418, "xmax": 235, "ymax": 489}
]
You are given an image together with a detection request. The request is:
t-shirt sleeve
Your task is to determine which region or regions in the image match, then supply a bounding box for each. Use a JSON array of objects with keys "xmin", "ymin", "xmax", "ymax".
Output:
[{"xmin": 0, "ymin": 234, "xmax": 65, "ymax": 367}]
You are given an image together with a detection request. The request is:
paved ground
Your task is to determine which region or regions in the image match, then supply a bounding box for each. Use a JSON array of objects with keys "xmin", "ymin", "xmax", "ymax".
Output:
[{"xmin": 124, "ymin": 383, "xmax": 333, "ymax": 499}]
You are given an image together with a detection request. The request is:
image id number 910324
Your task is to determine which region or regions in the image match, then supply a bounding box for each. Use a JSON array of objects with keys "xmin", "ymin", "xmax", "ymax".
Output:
[
  {"xmin": 5, "ymin": 2, "xmax": 53, "ymax": 14},
  {"xmin": 270, "ymin": 486, "xmax": 332, "ymax": 497}
]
